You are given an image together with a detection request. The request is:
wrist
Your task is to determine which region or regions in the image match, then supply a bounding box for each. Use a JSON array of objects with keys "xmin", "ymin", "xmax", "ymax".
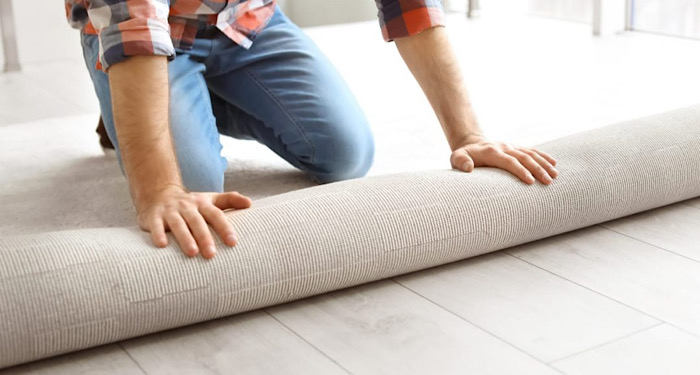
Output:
[
  {"xmin": 133, "ymin": 182, "xmax": 185, "ymax": 212},
  {"xmin": 435, "ymin": 103, "xmax": 484, "ymax": 150},
  {"xmin": 449, "ymin": 131, "xmax": 485, "ymax": 151}
]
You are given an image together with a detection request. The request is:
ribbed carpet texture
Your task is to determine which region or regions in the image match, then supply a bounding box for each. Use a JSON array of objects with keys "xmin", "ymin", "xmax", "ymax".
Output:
[{"xmin": 1, "ymin": 106, "xmax": 699, "ymax": 368}]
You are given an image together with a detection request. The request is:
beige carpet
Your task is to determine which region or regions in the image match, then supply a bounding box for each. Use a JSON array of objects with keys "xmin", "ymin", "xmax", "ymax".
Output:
[{"xmin": 2, "ymin": 105, "xmax": 700, "ymax": 368}]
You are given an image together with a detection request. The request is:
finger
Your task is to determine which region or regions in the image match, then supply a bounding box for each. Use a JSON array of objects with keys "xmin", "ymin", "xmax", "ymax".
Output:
[
  {"xmin": 201, "ymin": 205, "xmax": 238, "ymax": 247},
  {"xmin": 490, "ymin": 153, "xmax": 536, "ymax": 184},
  {"xmin": 532, "ymin": 148, "xmax": 557, "ymax": 166},
  {"xmin": 150, "ymin": 216, "xmax": 168, "ymax": 248},
  {"xmin": 506, "ymin": 149, "xmax": 553, "ymax": 185},
  {"xmin": 212, "ymin": 192, "xmax": 252, "ymax": 211},
  {"xmin": 521, "ymin": 148, "xmax": 559, "ymax": 179},
  {"xmin": 450, "ymin": 149, "xmax": 474, "ymax": 172},
  {"xmin": 181, "ymin": 209, "xmax": 216, "ymax": 259},
  {"xmin": 165, "ymin": 213, "xmax": 199, "ymax": 257}
]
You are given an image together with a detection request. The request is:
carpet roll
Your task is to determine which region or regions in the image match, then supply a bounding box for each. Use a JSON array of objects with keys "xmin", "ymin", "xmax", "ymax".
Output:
[{"xmin": 1, "ymin": 106, "xmax": 699, "ymax": 368}]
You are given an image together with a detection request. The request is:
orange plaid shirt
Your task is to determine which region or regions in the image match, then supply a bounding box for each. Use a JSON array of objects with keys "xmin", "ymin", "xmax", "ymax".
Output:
[{"xmin": 65, "ymin": 0, "xmax": 445, "ymax": 71}]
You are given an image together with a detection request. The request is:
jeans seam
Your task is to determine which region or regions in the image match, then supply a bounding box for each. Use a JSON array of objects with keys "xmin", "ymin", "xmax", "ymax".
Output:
[
  {"xmin": 199, "ymin": 77, "xmax": 224, "ymax": 145},
  {"xmin": 195, "ymin": 67, "xmax": 219, "ymax": 131},
  {"xmin": 190, "ymin": 62, "xmax": 228, "ymax": 180},
  {"xmin": 241, "ymin": 67, "xmax": 316, "ymax": 164}
]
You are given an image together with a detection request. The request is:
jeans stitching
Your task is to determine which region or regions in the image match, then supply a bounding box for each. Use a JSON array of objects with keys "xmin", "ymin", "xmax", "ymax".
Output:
[
  {"xmin": 176, "ymin": 59, "xmax": 228, "ymax": 184},
  {"xmin": 193, "ymin": 64, "xmax": 220, "ymax": 137},
  {"xmin": 241, "ymin": 67, "xmax": 316, "ymax": 164},
  {"xmin": 196, "ymin": 68, "xmax": 226, "ymax": 160},
  {"xmin": 197, "ymin": 72, "xmax": 229, "ymax": 174}
]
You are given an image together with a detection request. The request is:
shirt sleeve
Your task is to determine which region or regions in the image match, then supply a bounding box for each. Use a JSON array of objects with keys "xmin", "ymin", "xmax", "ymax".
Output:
[
  {"xmin": 87, "ymin": 0, "xmax": 175, "ymax": 71},
  {"xmin": 375, "ymin": 0, "xmax": 446, "ymax": 41}
]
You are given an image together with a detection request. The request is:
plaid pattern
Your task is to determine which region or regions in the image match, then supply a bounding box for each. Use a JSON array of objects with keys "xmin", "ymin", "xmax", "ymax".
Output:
[
  {"xmin": 65, "ymin": 0, "xmax": 276, "ymax": 71},
  {"xmin": 375, "ymin": 0, "xmax": 445, "ymax": 41},
  {"xmin": 66, "ymin": 0, "xmax": 445, "ymax": 71}
]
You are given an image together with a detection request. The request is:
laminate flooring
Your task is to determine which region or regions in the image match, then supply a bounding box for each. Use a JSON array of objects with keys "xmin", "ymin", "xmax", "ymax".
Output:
[{"xmin": 2, "ymin": 11, "xmax": 700, "ymax": 375}]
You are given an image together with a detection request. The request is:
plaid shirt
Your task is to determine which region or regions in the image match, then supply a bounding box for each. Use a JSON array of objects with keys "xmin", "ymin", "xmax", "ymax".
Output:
[
  {"xmin": 376, "ymin": 0, "xmax": 445, "ymax": 42},
  {"xmin": 66, "ymin": 0, "xmax": 445, "ymax": 72}
]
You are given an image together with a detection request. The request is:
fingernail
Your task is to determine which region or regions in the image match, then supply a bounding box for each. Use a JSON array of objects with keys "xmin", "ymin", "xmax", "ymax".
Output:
[
  {"xmin": 208, "ymin": 245, "xmax": 217, "ymax": 256},
  {"xmin": 461, "ymin": 161, "xmax": 472, "ymax": 171},
  {"xmin": 226, "ymin": 234, "xmax": 238, "ymax": 246},
  {"xmin": 527, "ymin": 174, "xmax": 535, "ymax": 183}
]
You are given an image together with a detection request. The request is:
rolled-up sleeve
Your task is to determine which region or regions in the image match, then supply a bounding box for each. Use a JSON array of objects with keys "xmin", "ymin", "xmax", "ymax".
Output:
[
  {"xmin": 375, "ymin": 0, "xmax": 446, "ymax": 41},
  {"xmin": 87, "ymin": 0, "xmax": 174, "ymax": 71}
]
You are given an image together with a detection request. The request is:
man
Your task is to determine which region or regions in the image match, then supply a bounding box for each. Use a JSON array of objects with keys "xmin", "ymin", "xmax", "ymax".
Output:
[{"xmin": 66, "ymin": 0, "xmax": 558, "ymax": 259}]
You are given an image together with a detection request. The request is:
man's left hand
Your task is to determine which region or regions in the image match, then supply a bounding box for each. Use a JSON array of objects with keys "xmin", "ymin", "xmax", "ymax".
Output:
[{"xmin": 450, "ymin": 140, "xmax": 559, "ymax": 185}]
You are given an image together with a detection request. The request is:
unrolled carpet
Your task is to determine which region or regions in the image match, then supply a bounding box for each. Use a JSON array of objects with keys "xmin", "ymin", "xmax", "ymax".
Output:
[{"xmin": 1, "ymin": 106, "xmax": 699, "ymax": 369}]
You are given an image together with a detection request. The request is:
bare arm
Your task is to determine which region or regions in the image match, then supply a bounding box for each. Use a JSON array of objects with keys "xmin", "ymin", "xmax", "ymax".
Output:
[
  {"xmin": 109, "ymin": 56, "xmax": 251, "ymax": 258},
  {"xmin": 394, "ymin": 27, "xmax": 558, "ymax": 184},
  {"xmin": 109, "ymin": 56, "xmax": 180, "ymax": 203}
]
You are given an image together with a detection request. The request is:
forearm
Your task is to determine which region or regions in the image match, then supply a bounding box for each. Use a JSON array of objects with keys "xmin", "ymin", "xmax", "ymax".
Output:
[
  {"xmin": 395, "ymin": 27, "xmax": 483, "ymax": 150},
  {"xmin": 393, "ymin": 25, "xmax": 558, "ymax": 185},
  {"xmin": 108, "ymin": 56, "xmax": 182, "ymax": 210}
]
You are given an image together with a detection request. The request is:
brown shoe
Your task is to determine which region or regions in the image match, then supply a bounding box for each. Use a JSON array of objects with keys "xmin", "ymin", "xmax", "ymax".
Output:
[{"xmin": 96, "ymin": 116, "xmax": 115, "ymax": 150}]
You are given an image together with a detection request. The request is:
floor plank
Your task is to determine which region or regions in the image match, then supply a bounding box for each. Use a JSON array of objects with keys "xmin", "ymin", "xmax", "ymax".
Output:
[
  {"xmin": 0, "ymin": 344, "xmax": 144, "ymax": 375},
  {"xmin": 268, "ymin": 280, "xmax": 560, "ymax": 375},
  {"xmin": 121, "ymin": 310, "xmax": 348, "ymax": 375},
  {"xmin": 683, "ymin": 197, "xmax": 700, "ymax": 210},
  {"xmin": 0, "ymin": 71, "xmax": 87, "ymax": 126},
  {"xmin": 395, "ymin": 252, "xmax": 658, "ymax": 362},
  {"xmin": 21, "ymin": 60, "xmax": 101, "ymax": 114},
  {"xmin": 602, "ymin": 202, "xmax": 700, "ymax": 261},
  {"xmin": 509, "ymin": 226, "xmax": 700, "ymax": 336},
  {"xmin": 552, "ymin": 324, "xmax": 700, "ymax": 375}
]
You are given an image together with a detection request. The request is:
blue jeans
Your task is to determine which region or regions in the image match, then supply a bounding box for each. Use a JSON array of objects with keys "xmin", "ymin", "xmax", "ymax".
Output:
[{"xmin": 81, "ymin": 7, "xmax": 374, "ymax": 192}]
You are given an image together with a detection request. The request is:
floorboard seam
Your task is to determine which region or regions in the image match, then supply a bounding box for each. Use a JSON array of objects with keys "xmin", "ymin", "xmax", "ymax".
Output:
[
  {"xmin": 389, "ymin": 278, "xmax": 565, "ymax": 374},
  {"xmin": 504, "ymin": 248, "xmax": 668, "ymax": 318},
  {"xmin": 263, "ymin": 309, "xmax": 354, "ymax": 375},
  {"xmin": 117, "ymin": 342, "xmax": 149, "ymax": 375},
  {"xmin": 546, "ymin": 321, "xmax": 665, "ymax": 365},
  {"xmin": 599, "ymin": 225, "xmax": 700, "ymax": 264},
  {"xmin": 504, "ymin": 250, "xmax": 700, "ymax": 341},
  {"xmin": 503, "ymin": 249, "xmax": 662, "ymax": 322}
]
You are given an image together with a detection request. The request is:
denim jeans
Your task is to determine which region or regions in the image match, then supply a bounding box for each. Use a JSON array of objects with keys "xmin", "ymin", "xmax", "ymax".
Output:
[{"xmin": 81, "ymin": 7, "xmax": 374, "ymax": 192}]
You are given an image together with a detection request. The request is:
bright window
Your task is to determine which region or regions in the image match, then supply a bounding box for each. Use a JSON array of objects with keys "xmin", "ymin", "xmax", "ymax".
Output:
[{"xmin": 630, "ymin": 0, "xmax": 700, "ymax": 39}]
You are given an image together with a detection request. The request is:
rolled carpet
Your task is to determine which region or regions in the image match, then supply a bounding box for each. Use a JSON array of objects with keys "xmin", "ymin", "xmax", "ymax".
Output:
[{"xmin": 1, "ymin": 106, "xmax": 699, "ymax": 368}]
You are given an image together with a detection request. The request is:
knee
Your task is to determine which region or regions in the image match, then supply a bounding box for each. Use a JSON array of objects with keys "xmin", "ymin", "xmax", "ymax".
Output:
[
  {"xmin": 170, "ymin": 122, "xmax": 228, "ymax": 193},
  {"xmin": 309, "ymin": 125, "xmax": 375, "ymax": 184},
  {"xmin": 165, "ymin": 57, "xmax": 227, "ymax": 192},
  {"xmin": 180, "ymin": 165, "xmax": 226, "ymax": 193}
]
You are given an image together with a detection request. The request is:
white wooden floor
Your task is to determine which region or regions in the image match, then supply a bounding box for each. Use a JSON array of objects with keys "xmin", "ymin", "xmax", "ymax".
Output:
[{"xmin": 2, "ymin": 11, "xmax": 700, "ymax": 375}]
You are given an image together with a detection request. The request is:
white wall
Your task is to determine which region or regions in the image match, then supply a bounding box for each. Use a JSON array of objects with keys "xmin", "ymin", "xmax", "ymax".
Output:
[
  {"xmin": 282, "ymin": 0, "xmax": 378, "ymax": 27},
  {"xmin": 4, "ymin": 0, "xmax": 83, "ymax": 65},
  {"xmin": 280, "ymin": 0, "xmax": 476, "ymax": 28}
]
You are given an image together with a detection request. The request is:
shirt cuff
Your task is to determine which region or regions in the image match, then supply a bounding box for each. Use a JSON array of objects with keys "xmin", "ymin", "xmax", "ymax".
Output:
[
  {"xmin": 377, "ymin": 0, "xmax": 446, "ymax": 42},
  {"xmin": 98, "ymin": 18, "xmax": 175, "ymax": 72}
]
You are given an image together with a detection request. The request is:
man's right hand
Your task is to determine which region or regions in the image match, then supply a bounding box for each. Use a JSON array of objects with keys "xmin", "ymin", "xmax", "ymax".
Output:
[
  {"xmin": 137, "ymin": 186, "xmax": 252, "ymax": 259},
  {"xmin": 108, "ymin": 56, "xmax": 252, "ymax": 259}
]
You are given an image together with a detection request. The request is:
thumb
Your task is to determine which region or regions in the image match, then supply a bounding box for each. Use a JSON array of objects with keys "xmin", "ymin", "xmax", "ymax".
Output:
[
  {"xmin": 451, "ymin": 149, "xmax": 475, "ymax": 172},
  {"xmin": 212, "ymin": 191, "xmax": 252, "ymax": 211}
]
